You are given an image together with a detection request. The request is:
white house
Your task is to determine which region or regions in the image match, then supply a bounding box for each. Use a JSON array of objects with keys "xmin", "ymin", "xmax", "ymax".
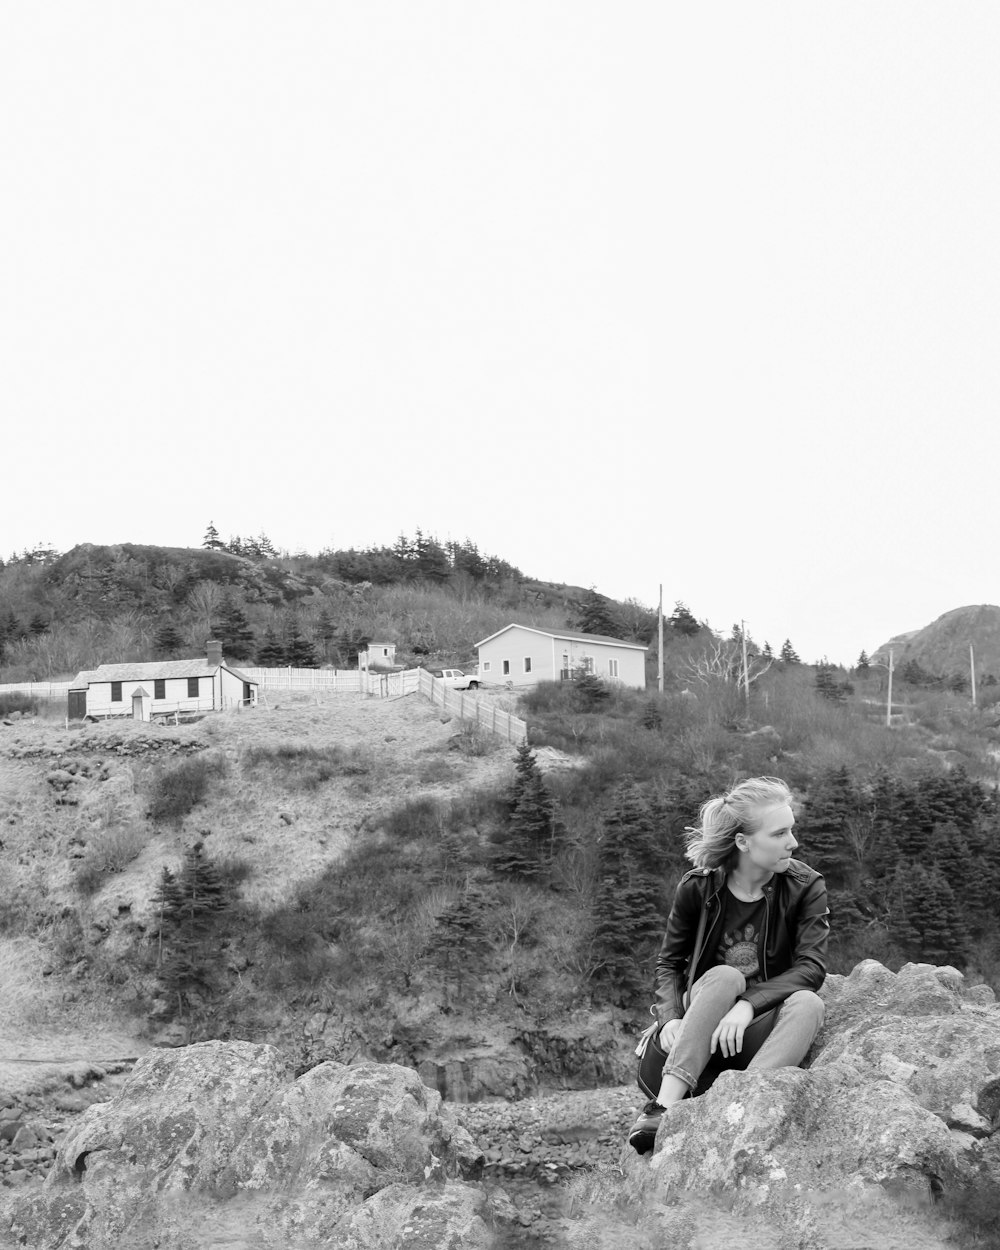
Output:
[
  {"xmin": 68, "ymin": 640, "xmax": 258, "ymax": 721},
  {"xmin": 475, "ymin": 624, "xmax": 648, "ymax": 690}
]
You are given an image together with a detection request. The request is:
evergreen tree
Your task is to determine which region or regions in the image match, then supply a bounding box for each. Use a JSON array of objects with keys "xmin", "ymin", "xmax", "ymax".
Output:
[
  {"xmin": 814, "ymin": 664, "xmax": 851, "ymax": 702},
  {"xmin": 797, "ymin": 766, "xmax": 857, "ymax": 885},
  {"xmin": 668, "ymin": 602, "xmax": 701, "ymax": 636},
  {"xmin": 779, "ymin": 639, "xmax": 800, "ymax": 664},
  {"xmin": 413, "ymin": 531, "xmax": 451, "ymax": 582},
  {"xmin": 425, "ymin": 881, "xmax": 491, "ymax": 1008},
  {"xmin": 575, "ymin": 671, "xmax": 610, "ymax": 708},
  {"xmin": 762, "ymin": 641, "xmax": 774, "ymax": 661},
  {"xmin": 256, "ymin": 627, "xmax": 286, "ymax": 666},
  {"xmin": 494, "ymin": 745, "xmax": 557, "ymax": 877},
  {"xmin": 592, "ymin": 782, "xmax": 666, "ymax": 1000},
  {"xmin": 154, "ymin": 621, "xmax": 185, "ymax": 657},
  {"xmin": 574, "ymin": 589, "xmax": 621, "ymax": 638},
  {"xmin": 868, "ymin": 770, "xmax": 901, "ymax": 879},
  {"xmin": 856, "ymin": 650, "xmax": 871, "ymax": 673},
  {"xmin": 202, "ymin": 522, "xmax": 225, "ymax": 551},
  {"xmin": 285, "ymin": 623, "xmax": 318, "ymax": 668},
  {"xmin": 887, "ymin": 863, "xmax": 968, "ymax": 966},
  {"xmin": 152, "ymin": 843, "xmax": 231, "ymax": 1016},
  {"xmin": 212, "ymin": 598, "xmax": 255, "ymax": 661},
  {"xmin": 28, "ymin": 612, "xmax": 48, "ymax": 635},
  {"xmin": 315, "ymin": 607, "xmax": 337, "ymax": 660}
]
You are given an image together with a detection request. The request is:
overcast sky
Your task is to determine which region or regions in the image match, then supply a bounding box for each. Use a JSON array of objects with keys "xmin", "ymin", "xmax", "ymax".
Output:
[{"xmin": 3, "ymin": 3, "xmax": 1000, "ymax": 665}]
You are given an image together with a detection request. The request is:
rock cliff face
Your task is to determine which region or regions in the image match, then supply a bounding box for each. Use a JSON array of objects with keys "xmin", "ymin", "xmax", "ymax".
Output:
[
  {"xmin": 3, "ymin": 961, "xmax": 999, "ymax": 1249},
  {"xmin": 3, "ymin": 1043, "xmax": 490, "ymax": 1250},
  {"xmin": 872, "ymin": 602, "xmax": 1000, "ymax": 678}
]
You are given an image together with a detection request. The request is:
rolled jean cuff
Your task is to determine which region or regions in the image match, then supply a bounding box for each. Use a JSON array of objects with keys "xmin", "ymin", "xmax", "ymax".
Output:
[{"xmin": 661, "ymin": 1062, "xmax": 697, "ymax": 1091}]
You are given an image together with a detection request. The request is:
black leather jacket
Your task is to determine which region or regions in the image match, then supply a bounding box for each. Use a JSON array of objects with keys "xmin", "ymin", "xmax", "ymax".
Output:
[{"xmin": 652, "ymin": 858, "xmax": 829, "ymax": 1027}]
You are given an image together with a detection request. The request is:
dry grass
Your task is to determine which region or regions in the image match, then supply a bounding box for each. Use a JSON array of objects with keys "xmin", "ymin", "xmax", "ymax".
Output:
[
  {"xmin": 0, "ymin": 937, "xmax": 58, "ymax": 1030},
  {"xmin": 73, "ymin": 826, "xmax": 149, "ymax": 895}
]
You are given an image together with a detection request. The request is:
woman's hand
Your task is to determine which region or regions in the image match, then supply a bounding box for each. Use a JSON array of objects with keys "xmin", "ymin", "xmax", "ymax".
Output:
[
  {"xmin": 710, "ymin": 1000, "xmax": 755, "ymax": 1058},
  {"xmin": 659, "ymin": 1019, "xmax": 682, "ymax": 1051}
]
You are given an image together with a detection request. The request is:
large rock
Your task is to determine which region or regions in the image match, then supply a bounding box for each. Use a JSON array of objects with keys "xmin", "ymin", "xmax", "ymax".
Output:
[
  {"xmin": 813, "ymin": 961, "xmax": 1000, "ymax": 1134},
  {"xmin": 620, "ymin": 960, "xmax": 995, "ymax": 1245},
  {"xmin": 3, "ymin": 1041, "xmax": 488, "ymax": 1249}
]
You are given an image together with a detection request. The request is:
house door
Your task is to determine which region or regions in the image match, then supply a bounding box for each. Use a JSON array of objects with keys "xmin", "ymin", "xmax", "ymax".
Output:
[
  {"xmin": 243, "ymin": 682, "xmax": 252, "ymax": 705},
  {"xmin": 131, "ymin": 693, "xmax": 145, "ymax": 721},
  {"xmin": 68, "ymin": 691, "xmax": 86, "ymax": 720}
]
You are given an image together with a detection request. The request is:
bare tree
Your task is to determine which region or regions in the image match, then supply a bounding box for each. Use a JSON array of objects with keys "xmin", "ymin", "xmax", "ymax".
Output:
[{"xmin": 682, "ymin": 638, "xmax": 773, "ymax": 688}]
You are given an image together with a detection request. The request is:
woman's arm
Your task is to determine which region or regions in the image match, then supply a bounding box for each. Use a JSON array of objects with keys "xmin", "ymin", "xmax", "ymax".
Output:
[
  {"xmin": 651, "ymin": 875, "xmax": 703, "ymax": 1027},
  {"xmin": 740, "ymin": 874, "xmax": 830, "ymax": 1015}
]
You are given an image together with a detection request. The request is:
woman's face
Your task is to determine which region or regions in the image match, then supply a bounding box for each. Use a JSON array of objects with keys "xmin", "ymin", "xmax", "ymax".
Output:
[{"xmin": 740, "ymin": 802, "xmax": 798, "ymax": 874}]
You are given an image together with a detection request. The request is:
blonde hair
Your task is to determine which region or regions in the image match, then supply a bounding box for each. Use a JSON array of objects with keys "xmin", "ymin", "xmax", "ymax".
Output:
[{"xmin": 684, "ymin": 776, "xmax": 793, "ymax": 871}]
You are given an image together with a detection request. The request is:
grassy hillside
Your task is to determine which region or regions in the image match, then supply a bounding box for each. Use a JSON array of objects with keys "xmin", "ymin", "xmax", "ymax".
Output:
[
  {"xmin": 0, "ymin": 535, "xmax": 658, "ymax": 681},
  {"xmin": 3, "ymin": 649, "xmax": 999, "ymax": 1098}
]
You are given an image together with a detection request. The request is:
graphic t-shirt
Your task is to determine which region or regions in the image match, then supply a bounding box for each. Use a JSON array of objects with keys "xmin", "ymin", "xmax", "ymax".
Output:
[{"xmin": 714, "ymin": 889, "xmax": 766, "ymax": 983}]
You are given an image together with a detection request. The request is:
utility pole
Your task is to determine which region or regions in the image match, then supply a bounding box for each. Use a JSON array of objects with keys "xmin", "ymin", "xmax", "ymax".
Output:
[
  {"xmin": 970, "ymin": 643, "xmax": 977, "ymax": 708},
  {"xmin": 886, "ymin": 648, "xmax": 894, "ymax": 728},
  {"xmin": 741, "ymin": 619, "xmax": 751, "ymax": 709},
  {"xmin": 657, "ymin": 584, "xmax": 664, "ymax": 694}
]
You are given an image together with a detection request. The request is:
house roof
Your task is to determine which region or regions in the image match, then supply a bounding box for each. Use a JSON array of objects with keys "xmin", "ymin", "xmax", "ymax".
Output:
[
  {"xmin": 71, "ymin": 659, "xmax": 258, "ymax": 685},
  {"xmin": 474, "ymin": 623, "xmax": 649, "ymax": 652}
]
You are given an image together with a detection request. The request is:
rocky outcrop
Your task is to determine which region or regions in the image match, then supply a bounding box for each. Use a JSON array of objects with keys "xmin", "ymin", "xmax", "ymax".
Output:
[
  {"xmin": 3, "ymin": 1041, "xmax": 489, "ymax": 1249},
  {"xmin": 560, "ymin": 960, "xmax": 1000, "ymax": 1248},
  {"xmin": 3, "ymin": 962, "xmax": 999, "ymax": 1248}
]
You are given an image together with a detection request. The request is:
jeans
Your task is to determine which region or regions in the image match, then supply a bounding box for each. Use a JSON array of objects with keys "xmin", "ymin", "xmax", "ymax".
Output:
[{"xmin": 660, "ymin": 964, "xmax": 825, "ymax": 1095}]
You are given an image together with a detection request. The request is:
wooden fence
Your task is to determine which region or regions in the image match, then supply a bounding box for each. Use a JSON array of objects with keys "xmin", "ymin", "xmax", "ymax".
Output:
[
  {"xmin": 237, "ymin": 667, "xmax": 366, "ymax": 692},
  {"xmin": 238, "ymin": 667, "xmax": 422, "ymax": 697},
  {"xmin": 0, "ymin": 682, "xmax": 72, "ymax": 697},
  {"xmin": 417, "ymin": 668, "xmax": 527, "ymax": 744},
  {"xmin": 0, "ymin": 670, "xmax": 527, "ymax": 742}
]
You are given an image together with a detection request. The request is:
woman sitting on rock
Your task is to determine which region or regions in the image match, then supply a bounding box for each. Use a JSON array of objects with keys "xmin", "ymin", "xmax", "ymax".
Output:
[{"xmin": 629, "ymin": 775, "xmax": 829, "ymax": 1154}]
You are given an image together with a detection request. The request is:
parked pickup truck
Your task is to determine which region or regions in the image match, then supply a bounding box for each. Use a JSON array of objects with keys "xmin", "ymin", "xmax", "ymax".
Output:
[{"xmin": 429, "ymin": 668, "xmax": 482, "ymax": 690}]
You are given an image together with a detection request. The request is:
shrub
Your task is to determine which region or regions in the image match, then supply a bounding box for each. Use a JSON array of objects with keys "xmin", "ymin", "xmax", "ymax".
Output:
[
  {"xmin": 74, "ymin": 826, "xmax": 148, "ymax": 895},
  {"xmin": 148, "ymin": 751, "xmax": 227, "ymax": 824},
  {"xmin": 448, "ymin": 719, "xmax": 498, "ymax": 757},
  {"xmin": 0, "ymin": 692, "xmax": 37, "ymax": 716},
  {"xmin": 241, "ymin": 743, "xmax": 370, "ymax": 791},
  {"xmin": 380, "ymin": 795, "xmax": 447, "ymax": 841}
]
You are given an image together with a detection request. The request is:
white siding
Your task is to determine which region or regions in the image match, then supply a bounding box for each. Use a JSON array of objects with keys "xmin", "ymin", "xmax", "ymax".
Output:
[
  {"xmin": 219, "ymin": 667, "xmax": 256, "ymax": 707},
  {"xmin": 477, "ymin": 627, "xmax": 646, "ymax": 690},
  {"xmin": 477, "ymin": 626, "xmax": 557, "ymax": 687},
  {"xmin": 86, "ymin": 675, "xmax": 218, "ymax": 716}
]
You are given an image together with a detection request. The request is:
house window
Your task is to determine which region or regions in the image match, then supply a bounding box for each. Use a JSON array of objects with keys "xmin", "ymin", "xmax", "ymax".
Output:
[
  {"xmin": 187, "ymin": 677, "xmax": 199, "ymax": 698},
  {"xmin": 560, "ymin": 653, "xmax": 571, "ymax": 681},
  {"xmin": 609, "ymin": 659, "xmax": 619, "ymax": 678},
  {"xmin": 383, "ymin": 648, "xmax": 389, "ymax": 657},
  {"xmin": 502, "ymin": 659, "xmax": 510, "ymax": 676},
  {"xmin": 482, "ymin": 661, "xmax": 491, "ymax": 673},
  {"xmin": 154, "ymin": 679, "xmax": 166, "ymax": 700},
  {"xmin": 523, "ymin": 657, "xmax": 532, "ymax": 673},
  {"xmin": 111, "ymin": 682, "xmax": 122, "ymax": 702},
  {"xmin": 582, "ymin": 656, "xmax": 594, "ymax": 673}
]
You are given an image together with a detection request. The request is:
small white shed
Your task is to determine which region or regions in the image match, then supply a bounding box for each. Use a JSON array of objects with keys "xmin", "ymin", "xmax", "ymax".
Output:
[
  {"xmin": 359, "ymin": 642, "xmax": 397, "ymax": 670},
  {"xmin": 475, "ymin": 624, "xmax": 648, "ymax": 690}
]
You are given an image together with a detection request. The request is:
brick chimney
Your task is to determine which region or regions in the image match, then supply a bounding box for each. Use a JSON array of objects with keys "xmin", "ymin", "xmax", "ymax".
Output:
[{"xmin": 206, "ymin": 640, "xmax": 223, "ymax": 668}]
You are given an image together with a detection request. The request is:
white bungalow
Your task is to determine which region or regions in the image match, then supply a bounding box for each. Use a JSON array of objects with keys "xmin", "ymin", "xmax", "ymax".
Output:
[
  {"xmin": 475, "ymin": 624, "xmax": 648, "ymax": 690},
  {"xmin": 68, "ymin": 640, "xmax": 258, "ymax": 721}
]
